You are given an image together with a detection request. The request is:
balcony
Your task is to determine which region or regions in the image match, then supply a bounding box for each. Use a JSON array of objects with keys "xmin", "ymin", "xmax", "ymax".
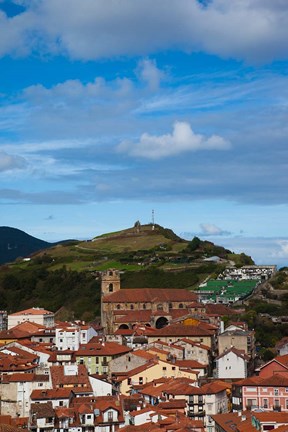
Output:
[
  {"xmin": 187, "ymin": 410, "xmax": 206, "ymax": 418},
  {"xmin": 273, "ymin": 405, "xmax": 281, "ymax": 412}
]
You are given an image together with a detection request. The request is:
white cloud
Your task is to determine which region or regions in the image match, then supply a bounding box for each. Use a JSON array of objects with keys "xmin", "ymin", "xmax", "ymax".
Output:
[
  {"xmin": 0, "ymin": 151, "xmax": 27, "ymax": 172},
  {"xmin": 200, "ymin": 223, "xmax": 231, "ymax": 236},
  {"xmin": 1, "ymin": 1, "xmax": 288, "ymax": 63},
  {"xmin": 273, "ymin": 240, "xmax": 288, "ymax": 257},
  {"xmin": 137, "ymin": 59, "xmax": 164, "ymax": 91},
  {"xmin": 117, "ymin": 121, "xmax": 230, "ymax": 159}
]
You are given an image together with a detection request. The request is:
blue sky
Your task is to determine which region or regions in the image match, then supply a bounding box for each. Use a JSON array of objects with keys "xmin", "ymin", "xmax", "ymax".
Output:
[{"xmin": 1, "ymin": 0, "xmax": 288, "ymax": 267}]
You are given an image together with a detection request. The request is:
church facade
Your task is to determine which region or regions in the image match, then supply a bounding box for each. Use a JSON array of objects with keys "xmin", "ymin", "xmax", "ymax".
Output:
[{"xmin": 101, "ymin": 269, "xmax": 200, "ymax": 334}]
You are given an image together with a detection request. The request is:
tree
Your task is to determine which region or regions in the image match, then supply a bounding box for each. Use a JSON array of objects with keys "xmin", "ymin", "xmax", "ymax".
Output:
[{"xmin": 187, "ymin": 236, "xmax": 201, "ymax": 252}]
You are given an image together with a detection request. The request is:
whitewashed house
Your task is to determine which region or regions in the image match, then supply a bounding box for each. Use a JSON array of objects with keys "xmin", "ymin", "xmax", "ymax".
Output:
[{"xmin": 216, "ymin": 347, "xmax": 249, "ymax": 379}]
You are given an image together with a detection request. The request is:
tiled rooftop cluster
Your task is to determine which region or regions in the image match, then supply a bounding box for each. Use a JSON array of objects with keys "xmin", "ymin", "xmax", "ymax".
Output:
[{"xmin": 0, "ymin": 268, "xmax": 287, "ymax": 432}]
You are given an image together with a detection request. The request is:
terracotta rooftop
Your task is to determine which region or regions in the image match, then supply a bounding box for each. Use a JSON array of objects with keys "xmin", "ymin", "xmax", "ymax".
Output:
[
  {"xmin": 30, "ymin": 401, "xmax": 55, "ymax": 419},
  {"xmin": 133, "ymin": 349, "xmax": 158, "ymax": 360},
  {"xmin": 1, "ymin": 373, "xmax": 49, "ymax": 383},
  {"xmin": 50, "ymin": 364, "xmax": 93, "ymax": 392},
  {"xmin": 10, "ymin": 321, "xmax": 46, "ymax": 334},
  {"xmin": 216, "ymin": 347, "xmax": 250, "ymax": 361},
  {"xmin": 149, "ymin": 323, "xmax": 215, "ymax": 337},
  {"xmin": 9, "ymin": 307, "xmax": 54, "ymax": 316},
  {"xmin": 174, "ymin": 338, "xmax": 210, "ymax": 350},
  {"xmin": 76, "ymin": 341, "xmax": 131, "ymax": 356},
  {"xmin": 252, "ymin": 411, "xmax": 288, "ymax": 423},
  {"xmin": 200, "ymin": 380, "xmax": 231, "ymax": 395},
  {"xmin": 158, "ymin": 399, "xmax": 186, "ymax": 409},
  {"xmin": 103, "ymin": 288, "xmax": 197, "ymax": 303},
  {"xmin": 174, "ymin": 359, "xmax": 207, "ymax": 369},
  {"xmin": 212, "ymin": 411, "xmax": 253, "ymax": 432},
  {"xmin": 31, "ymin": 388, "xmax": 73, "ymax": 400},
  {"xmin": 0, "ymin": 328, "xmax": 31, "ymax": 340},
  {"xmin": 205, "ymin": 304, "xmax": 237, "ymax": 316},
  {"xmin": 236, "ymin": 373, "xmax": 288, "ymax": 387}
]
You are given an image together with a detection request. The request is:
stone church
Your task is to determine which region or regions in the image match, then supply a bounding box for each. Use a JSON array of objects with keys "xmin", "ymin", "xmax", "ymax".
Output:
[{"xmin": 101, "ymin": 269, "xmax": 201, "ymax": 334}]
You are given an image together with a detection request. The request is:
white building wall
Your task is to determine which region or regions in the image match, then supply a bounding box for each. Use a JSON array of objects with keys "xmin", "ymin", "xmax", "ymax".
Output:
[
  {"xmin": 216, "ymin": 351, "xmax": 247, "ymax": 379},
  {"xmin": 89, "ymin": 376, "xmax": 112, "ymax": 397}
]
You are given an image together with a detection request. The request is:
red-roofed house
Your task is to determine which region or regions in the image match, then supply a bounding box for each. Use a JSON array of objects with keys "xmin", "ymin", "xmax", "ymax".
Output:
[
  {"xmin": 216, "ymin": 347, "xmax": 250, "ymax": 379},
  {"xmin": 257, "ymin": 354, "xmax": 288, "ymax": 378},
  {"xmin": 0, "ymin": 373, "xmax": 50, "ymax": 417},
  {"xmin": 75, "ymin": 341, "xmax": 131, "ymax": 375},
  {"xmin": 232, "ymin": 374, "xmax": 288, "ymax": 412},
  {"xmin": 8, "ymin": 308, "xmax": 54, "ymax": 330}
]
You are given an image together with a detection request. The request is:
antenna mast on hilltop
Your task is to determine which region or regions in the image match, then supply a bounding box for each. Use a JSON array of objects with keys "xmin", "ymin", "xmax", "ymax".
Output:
[{"xmin": 152, "ymin": 209, "xmax": 155, "ymax": 230}]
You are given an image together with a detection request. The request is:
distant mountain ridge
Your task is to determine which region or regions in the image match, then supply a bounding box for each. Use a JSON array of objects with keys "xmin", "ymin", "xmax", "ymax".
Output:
[{"xmin": 0, "ymin": 226, "xmax": 53, "ymax": 265}]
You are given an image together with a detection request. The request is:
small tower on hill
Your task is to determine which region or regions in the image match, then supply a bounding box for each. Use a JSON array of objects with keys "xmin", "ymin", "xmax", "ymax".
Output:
[{"xmin": 101, "ymin": 269, "xmax": 121, "ymax": 296}]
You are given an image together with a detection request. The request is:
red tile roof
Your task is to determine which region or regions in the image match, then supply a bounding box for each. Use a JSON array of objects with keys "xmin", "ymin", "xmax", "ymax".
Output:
[
  {"xmin": 1, "ymin": 373, "xmax": 49, "ymax": 383},
  {"xmin": 216, "ymin": 347, "xmax": 250, "ymax": 361},
  {"xmin": 149, "ymin": 323, "xmax": 215, "ymax": 337},
  {"xmin": 31, "ymin": 388, "xmax": 73, "ymax": 400},
  {"xmin": 75, "ymin": 341, "xmax": 131, "ymax": 357},
  {"xmin": 174, "ymin": 359, "xmax": 207, "ymax": 369},
  {"xmin": 9, "ymin": 307, "xmax": 53, "ymax": 316},
  {"xmin": 212, "ymin": 411, "xmax": 252, "ymax": 432},
  {"xmin": 103, "ymin": 288, "xmax": 197, "ymax": 303},
  {"xmin": 236, "ymin": 373, "xmax": 288, "ymax": 387},
  {"xmin": 50, "ymin": 364, "xmax": 93, "ymax": 392}
]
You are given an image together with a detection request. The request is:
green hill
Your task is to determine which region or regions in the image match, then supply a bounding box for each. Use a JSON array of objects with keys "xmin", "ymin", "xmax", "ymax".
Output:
[
  {"xmin": 0, "ymin": 223, "xmax": 254, "ymax": 321},
  {"xmin": 0, "ymin": 227, "xmax": 54, "ymax": 265}
]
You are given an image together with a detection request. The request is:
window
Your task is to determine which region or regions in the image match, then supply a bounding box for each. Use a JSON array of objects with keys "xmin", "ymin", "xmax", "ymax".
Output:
[
  {"xmin": 162, "ymin": 367, "xmax": 167, "ymax": 371},
  {"xmin": 59, "ymin": 401, "xmax": 64, "ymax": 407},
  {"xmin": 274, "ymin": 388, "xmax": 279, "ymax": 396},
  {"xmin": 139, "ymin": 377, "xmax": 143, "ymax": 385},
  {"xmin": 130, "ymin": 304, "xmax": 134, "ymax": 310},
  {"xmin": 143, "ymin": 304, "xmax": 146, "ymax": 310},
  {"xmin": 109, "ymin": 283, "xmax": 113, "ymax": 292},
  {"xmin": 128, "ymin": 378, "xmax": 131, "ymax": 385},
  {"xmin": 263, "ymin": 399, "xmax": 268, "ymax": 408},
  {"xmin": 117, "ymin": 304, "xmax": 121, "ymax": 310},
  {"xmin": 108, "ymin": 411, "xmax": 113, "ymax": 421},
  {"xmin": 207, "ymin": 403, "xmax": 213, "ymax": 412},
  {"xmin": 179, "ymin": 303, "xmax": 184, "ymax": 309},
  {"xmin": 172, "ymin": 367, "xmax": 176, "ymax": 371}
]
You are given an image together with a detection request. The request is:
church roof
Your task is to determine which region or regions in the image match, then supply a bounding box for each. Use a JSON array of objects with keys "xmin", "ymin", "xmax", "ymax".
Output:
[{"xmin": 102, "ymin": 288, "xmax": 197, "ymax": 303}]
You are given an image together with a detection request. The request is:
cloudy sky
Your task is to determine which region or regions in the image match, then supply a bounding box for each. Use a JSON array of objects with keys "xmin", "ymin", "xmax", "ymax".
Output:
[{"xmin": 1, "ymin": 0, "xmax": 288, "ymax": 266}]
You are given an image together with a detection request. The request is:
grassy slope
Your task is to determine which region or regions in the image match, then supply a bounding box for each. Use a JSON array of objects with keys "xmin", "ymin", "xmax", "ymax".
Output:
[{"xmin": 0, "ymin": 224, "xmax": 253, "ymax": 320}]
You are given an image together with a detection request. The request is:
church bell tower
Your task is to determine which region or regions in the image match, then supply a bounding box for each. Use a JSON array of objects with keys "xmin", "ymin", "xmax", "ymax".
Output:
[{"xmin": 101, "ymin": 269, "xmax": 121, "ymax": 296}]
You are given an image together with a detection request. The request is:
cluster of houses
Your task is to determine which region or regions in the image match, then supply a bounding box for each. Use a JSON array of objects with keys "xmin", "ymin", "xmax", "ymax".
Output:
[
  {"xmin": 1, "ymin": 269, "xmax": 288, "ymax": 432},
  {"xmin": 218, "ymin": 266, "xmax": 276, "ymax": 281}
]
